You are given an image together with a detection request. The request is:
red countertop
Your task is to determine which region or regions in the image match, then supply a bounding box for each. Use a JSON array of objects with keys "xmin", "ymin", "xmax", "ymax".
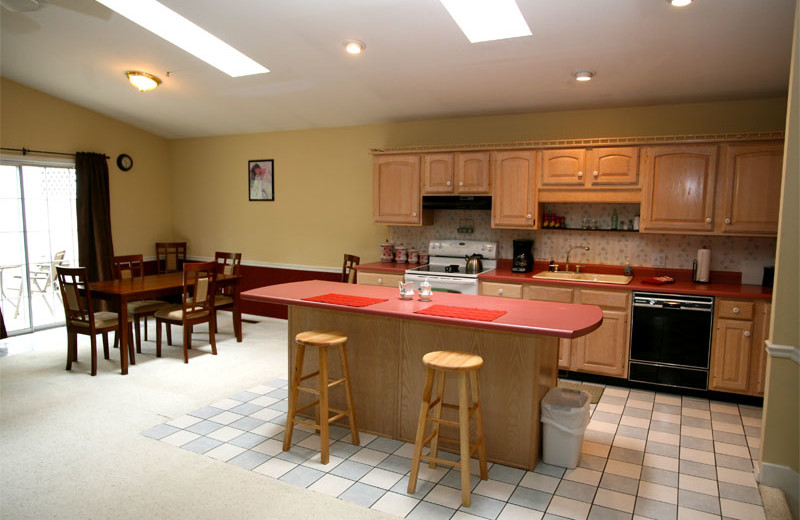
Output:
[
  {"xmin": 241, "ymin": 280, "xmax": 603, "ymax": 340},
  {"xmin": 357, "ymin": 260, "xmax": 772, "ymax": 301}
]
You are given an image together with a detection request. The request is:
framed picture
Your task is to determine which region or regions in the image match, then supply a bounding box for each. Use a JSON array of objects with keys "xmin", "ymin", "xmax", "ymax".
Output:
[{"xmin": 248, "ymin": 159, "xmax": 274, "ymax": 201}]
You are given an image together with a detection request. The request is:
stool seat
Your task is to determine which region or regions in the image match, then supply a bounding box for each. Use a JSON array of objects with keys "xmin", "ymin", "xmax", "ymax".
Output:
[
  {"xmin": 423, "ymin": 350, "xmax": 483, "ymax": 371},
  {"xmin": 409, "ymin": 350, "xmax": 488, "ymax": 508},
  {"xmin": 283, "ymin": 329, "xmax": 359, "ymax": 464}
]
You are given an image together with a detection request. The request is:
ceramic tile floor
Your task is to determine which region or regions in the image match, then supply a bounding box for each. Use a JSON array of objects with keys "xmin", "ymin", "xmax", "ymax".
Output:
[{"xmin": 143, "ymin": 380, "xmax": 766, "ymax": 520}]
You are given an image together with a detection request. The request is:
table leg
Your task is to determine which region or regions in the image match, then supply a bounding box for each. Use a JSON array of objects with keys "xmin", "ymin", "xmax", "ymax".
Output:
[
  {"xmin": 233, "ymin": 289, "xmax": 242, "ymax": 342},
  {"xmin": 119, "ymin": 296, "xmax": 129, "ymax": 375}
]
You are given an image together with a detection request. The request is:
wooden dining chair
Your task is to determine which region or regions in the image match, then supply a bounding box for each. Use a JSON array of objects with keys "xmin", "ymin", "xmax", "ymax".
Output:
[
  {"xmin": 342, "ymin": 254, "xmax": 360, "ymax": 284},
  {"xmin": 155, "ymin": 242, "xmax": 187, "ymax": 274},
  {"xmin": 213, "ymin": 252, "xmax": 242, "ymax": 338},
  {"xmin": 153, "ymin": 261, "xmax": 217, "ymax": 363},
  {"xmin": 111, "ymin": 254, "xmax": 171, "ymax": 353},
  {"xmin": 56, "ymin": 266, "xmax": 134, "ymax": 376}
]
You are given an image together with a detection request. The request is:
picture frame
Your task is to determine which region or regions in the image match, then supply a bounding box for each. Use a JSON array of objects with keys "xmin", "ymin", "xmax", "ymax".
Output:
[{"xmin": 248, "ymin": 159, "xmax": 274, "ymax": 201}]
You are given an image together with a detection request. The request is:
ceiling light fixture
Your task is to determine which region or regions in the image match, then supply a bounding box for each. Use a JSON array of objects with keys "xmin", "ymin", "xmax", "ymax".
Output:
[
  {"xmin": 126, "ymin": 71, "xmax": 161, "ymax": 91},
  {"xmin": 574, "ymin": 70, "xmax": 594, "ymax": 82},
  {"xmin": 94, "ymin": 0, "xmax": 269, "ymax": 77},
  {"xmin": 344, "ymin": 40, "xmax": 366, "ymax": 55},
  {"xmin": 439, "ymin": 0, "xmax": 532, "ymax": 43},
  {"xmin": 670, "ymin": 0, "xmax": 693, "ymax": 6}
]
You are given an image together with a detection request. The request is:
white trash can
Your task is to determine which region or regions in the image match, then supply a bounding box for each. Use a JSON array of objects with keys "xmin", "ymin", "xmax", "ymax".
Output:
[{"xmin": 541, "ymin": 387, "xmax": 591, "ymax": 468}]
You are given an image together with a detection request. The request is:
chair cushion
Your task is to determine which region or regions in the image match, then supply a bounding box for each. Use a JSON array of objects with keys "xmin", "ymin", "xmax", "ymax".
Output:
[
  {"xmin": 70, "ymin": 311, "xmax": 132, "ymax": 330},
  {"xmin": 155, "ymin": 305, "xmax": 209, "ymax": 322},
  {"xmin": 128, "ymin": 300, "xmax": 170, "ymax": 314},
  {"xmin": 214, "ymin": 294, "xmax": 233, "ymax": 306}
]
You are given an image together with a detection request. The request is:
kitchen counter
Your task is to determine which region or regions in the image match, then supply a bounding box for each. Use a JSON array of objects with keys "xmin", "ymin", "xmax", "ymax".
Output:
[{"xmin": 241, "ymin": 280, "xmax": 604, "ymax": 469}]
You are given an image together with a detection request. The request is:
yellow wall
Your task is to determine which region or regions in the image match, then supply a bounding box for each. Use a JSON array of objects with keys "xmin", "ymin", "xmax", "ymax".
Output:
[
  {"xmin": 0, "ymin": 78, "xmax": 173, "ymax": 258},
  {"xmin": 168, "ymin": 97, "xmax": 788, "ymax": 267}
]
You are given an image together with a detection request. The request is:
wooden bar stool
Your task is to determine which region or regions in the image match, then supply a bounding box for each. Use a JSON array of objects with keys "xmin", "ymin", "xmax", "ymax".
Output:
[
  {"xmin": 408, "ymin": 350, "xmax": 488, "ymax": 507},
  {"xmin": 283, "ymin": 330, "xmax": 359, "ymax": 464}
]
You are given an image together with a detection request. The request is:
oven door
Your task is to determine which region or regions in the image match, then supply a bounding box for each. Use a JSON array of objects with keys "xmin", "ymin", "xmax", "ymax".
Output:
[{"xmin": 404, "ymin": 272, "xmax": 478, "ymax": 295}]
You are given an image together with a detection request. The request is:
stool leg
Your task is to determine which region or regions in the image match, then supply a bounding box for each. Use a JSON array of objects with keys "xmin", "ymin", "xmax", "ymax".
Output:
[
  {"xmin": 338, "ymin": 343, "xmax": 359, "ymax": 446},
  {"xmin": 428, "ymin": 370, "xmax": 446, "ymax": 469},
  {"xmin": 471, "ymin": 370, "xmax": 488, "ymax": 480},
  {"xmin": 318, "ymin": 346, "xmax": 330, "ymax": 464},
  {"xmin": 283, "ymin": 343, "xmax": 306, "ymax": 452},
  {"xmin": 458, "ymin": 371, "xmax": 471, "ymax": 507},
  {"xmin": 408, "ymin": 366, "xmax": 435, "ymax": 495}
]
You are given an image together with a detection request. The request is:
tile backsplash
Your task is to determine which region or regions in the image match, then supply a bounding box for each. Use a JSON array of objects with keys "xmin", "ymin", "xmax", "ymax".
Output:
[{"xmin": 388, "ymin": 208, "xmax": 777, "ymax": 276}]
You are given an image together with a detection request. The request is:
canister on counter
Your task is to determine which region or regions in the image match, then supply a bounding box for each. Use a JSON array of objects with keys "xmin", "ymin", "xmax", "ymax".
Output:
[
  {"xmin": 381, "ymin": 240, "xmax": 394, "ymax": 262},
  {"xmin": 394, "ymin": 244, "xmax": 408, "ymax": 263},
  {"xmin": 407, "ymin": 248, "xmax": 419, "ymax": 264}
]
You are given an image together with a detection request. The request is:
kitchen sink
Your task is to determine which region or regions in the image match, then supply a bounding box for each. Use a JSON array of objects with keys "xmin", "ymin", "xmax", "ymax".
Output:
[{"xmin": 531, "ymin": 271, "xmax": 633, "ymax": 285}]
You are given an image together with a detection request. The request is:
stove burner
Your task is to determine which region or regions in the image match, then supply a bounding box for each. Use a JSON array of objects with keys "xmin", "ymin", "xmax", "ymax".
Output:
[{"xmin": 445, "ymin": 264, "xmax": 460, "ymax": 273}]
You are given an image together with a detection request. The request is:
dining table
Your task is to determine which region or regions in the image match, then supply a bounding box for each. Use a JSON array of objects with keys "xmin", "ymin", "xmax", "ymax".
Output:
[{"xmin": 89, "ymin": 271, "xmax": 242, "ymax": 374}]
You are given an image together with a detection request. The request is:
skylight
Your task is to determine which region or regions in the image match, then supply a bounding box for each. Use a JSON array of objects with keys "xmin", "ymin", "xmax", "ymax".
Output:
[
  {"xmin": 95, "ymin": 0, "xmax": 269, "ymax": 77},
  {"xmin": 439, "ymin": 0, "xmax": 532, "ymax": 43}
]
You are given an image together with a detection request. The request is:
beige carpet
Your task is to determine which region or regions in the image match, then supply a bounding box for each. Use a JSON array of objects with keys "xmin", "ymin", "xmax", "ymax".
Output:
[{"xmin": 0, "ymin": 316, "xmax": 395, "ymax": 520}]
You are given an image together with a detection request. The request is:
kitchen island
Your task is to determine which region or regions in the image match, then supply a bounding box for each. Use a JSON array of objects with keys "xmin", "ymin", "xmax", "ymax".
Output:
[{"xmin": 241, "ymin": 280, "xmax": 603, "ymax": 469}]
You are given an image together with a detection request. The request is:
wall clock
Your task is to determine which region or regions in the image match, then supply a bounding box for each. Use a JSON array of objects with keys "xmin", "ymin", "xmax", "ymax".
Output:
[{"xmin": 116, "ymin": 153, "xmax": 133, "ymax": 171}]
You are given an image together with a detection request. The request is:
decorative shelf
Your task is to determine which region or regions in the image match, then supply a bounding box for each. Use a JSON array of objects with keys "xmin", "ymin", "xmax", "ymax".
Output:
[{"xmin": 541, "ymin": 227, "xmax": 639, "ymax": 232}]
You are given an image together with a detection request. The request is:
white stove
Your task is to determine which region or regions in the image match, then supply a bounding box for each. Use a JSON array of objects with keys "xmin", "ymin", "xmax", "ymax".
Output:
[{"xmin": 404, "ymin": 240, "xmax": 498, "ymax": 295}]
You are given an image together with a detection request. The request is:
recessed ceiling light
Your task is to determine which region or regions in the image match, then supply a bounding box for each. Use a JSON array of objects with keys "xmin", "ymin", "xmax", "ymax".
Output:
[
  {"xmin": 574, "ymin": 70, "xmax": 594, "ymax": 82},
  {"xmin": 126, "ymin": 71, "xmax": 161, "ymax": 91},
  {"xmin": 670, "ymin": 0, "xmax": 693, "ymax": 6},
  {"xmin": 344, "ymin": 40, "xmax": 366, "ymax": 55},
  {"xmin": 439, "ymin": 0, "xmax": 532, "ymax": 43},
  {"xmin": 95, "ymin": 0, "xmax": 268, "ymax": 77}
]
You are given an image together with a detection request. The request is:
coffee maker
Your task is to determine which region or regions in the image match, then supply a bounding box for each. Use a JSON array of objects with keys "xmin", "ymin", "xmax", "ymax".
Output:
[{"xmin": 512, "ymin": 239, "xmax": 534, "ymax": 273}]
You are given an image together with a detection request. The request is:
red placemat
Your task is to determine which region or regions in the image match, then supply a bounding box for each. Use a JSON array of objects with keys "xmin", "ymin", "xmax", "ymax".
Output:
[
  {"xmin": 302, "ymin": 293, "xmax": 388, "ymax": 307},
  {"xmin": 414, "ymin": 304, "xmax": 506, "ymax": 322}
]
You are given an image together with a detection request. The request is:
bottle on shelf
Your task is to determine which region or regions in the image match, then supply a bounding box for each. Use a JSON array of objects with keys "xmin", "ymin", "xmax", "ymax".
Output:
[{"xmin": 611, "ymin": 209, "xmax": 618, "ymax": 230}]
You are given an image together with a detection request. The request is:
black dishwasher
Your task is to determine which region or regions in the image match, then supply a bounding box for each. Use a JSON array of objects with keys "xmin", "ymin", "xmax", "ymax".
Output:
[{"xmin": 629, "ymin": 292, "xmax": 714, "ymax": 390}]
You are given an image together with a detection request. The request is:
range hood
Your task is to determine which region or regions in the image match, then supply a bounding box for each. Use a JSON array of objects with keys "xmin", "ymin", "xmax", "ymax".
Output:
[{"xmin": 422, "ymin": 196, "xmax": 492, "ymax": 210}]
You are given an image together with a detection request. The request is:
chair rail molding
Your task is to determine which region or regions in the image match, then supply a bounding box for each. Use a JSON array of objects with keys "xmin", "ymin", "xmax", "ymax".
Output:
[{"xmin": 765, "ymin": 339, "xmax": 800, "ymax": 364}]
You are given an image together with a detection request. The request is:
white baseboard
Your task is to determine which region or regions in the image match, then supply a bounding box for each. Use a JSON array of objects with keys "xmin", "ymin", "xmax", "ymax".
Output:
[{"xmin": 759, "ymin": 462, "xmax": 800, "ymax": 519}]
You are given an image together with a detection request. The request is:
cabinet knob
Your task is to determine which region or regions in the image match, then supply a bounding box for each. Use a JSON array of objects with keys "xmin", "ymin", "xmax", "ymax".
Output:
[
  {"xmin": 377, "ymin": 277, "xmax": 383, "ymax": 285},
  {"xmin": 744, "ymin": 331, "xmax": 751, "ymax": 337},
  {"xmin": 498, "ymin": 288, "xmax": 504, "ymax": 295},
  {"xmin": 733, "ymin": 307, "xmax": 740, "ymax": 314},
  {"xmin": 577, "ymin": 171, "xmax": 583, "ymax": 179},
  {"xmin": 593, "ymin": 171, "xmax": 599, "ymax": 178},
  {"xmin": 446, "ymin": 181, "xmax": 451, "ymax": 186},
  {"xmin": 725, "ymin": 218, "xmax": 731, "ymax": 224},
  {"xmin": 412, "ymin": 211, "xmax": 417, "ymax": 217},
  {"xmin": 526, "ymin": 214, "xmax": 532, "ymax": 219},
  {"xmin": 705, "ymin": 217, "xmax": 712, "ymax": 223},
  {"xmin": 459, "ymin": 181, "xmax": 464, "ymax": 186}
]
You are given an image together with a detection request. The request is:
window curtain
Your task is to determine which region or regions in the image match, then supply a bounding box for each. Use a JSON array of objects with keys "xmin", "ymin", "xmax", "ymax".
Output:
[{"xmin": 75, "ymin": 152, "xmax": 114, "ymax": 282}]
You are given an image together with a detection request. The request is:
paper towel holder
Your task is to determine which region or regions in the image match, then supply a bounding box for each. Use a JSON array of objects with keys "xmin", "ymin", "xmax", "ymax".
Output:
[{"xmin": 692, "ymin": 247, "xmax": 711, "ymax": 284}]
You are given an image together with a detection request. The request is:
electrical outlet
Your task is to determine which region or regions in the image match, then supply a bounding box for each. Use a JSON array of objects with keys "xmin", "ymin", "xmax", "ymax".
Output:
[{"xmin": 652, "ymin": 254, "xmax": 667, "ymax": 267}]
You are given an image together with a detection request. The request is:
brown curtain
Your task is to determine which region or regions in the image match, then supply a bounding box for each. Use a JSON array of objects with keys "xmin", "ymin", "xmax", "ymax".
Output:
[{"xmin": 76, "ymin": 152, "xmax": 114, "ymax": 282}]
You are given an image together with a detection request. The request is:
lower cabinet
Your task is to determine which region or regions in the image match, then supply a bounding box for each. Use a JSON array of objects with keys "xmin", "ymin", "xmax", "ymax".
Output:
[
  {"xmin": 709, "ymin": 299, "xmax": 771, "ymax": 395},
  {"xmin": 479, "ymin": 281, "xmax": 523, "ymax": 298},
  {"xmin": 357, "ymin": 272, "xmax": 405, "ymax": 287}
]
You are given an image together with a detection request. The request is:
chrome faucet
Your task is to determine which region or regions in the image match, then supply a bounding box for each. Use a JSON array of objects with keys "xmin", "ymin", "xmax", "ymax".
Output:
[{"xmin": 565, "ymin": 245, "xmax": 590, "ymax": 272}]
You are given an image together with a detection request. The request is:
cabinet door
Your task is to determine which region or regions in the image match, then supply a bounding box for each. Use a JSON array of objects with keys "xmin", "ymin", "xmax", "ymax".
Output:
[
  {"xmin": 541, "ymin": 149, "xmax": 586, "ymax": 186},
  {"xmin": 422, "ymin": 153, "xmax": 454, "ymax": 194},
  {"xmin": 357, "ymin": 272, "xmax": 405, "ymax": 287},
  {"xmin": 373, "ymin": 155, "xmax": 422, "ymax": 224},
  {"xmin": 750, "ymin": 303, "xmax": 771, "ymax": 396},
  {"xmin": 640, "ymin": 145, "xmax": 718, "ymax": 233},
  {"xmin": 720, "ymin": 143, "xmax": 783, "ymax": 235},
  {"xmin": 491, "ymin": 151, "xmax": 538, "ymax": 228},
  {"xmin": 571, "ymin": 309, "xmax": 629, "ymax": 377},
  {"xmin": 480, "ymin": 281, "xmax": 522, "ymax": 298},
  {"xmin": 456, "ymin": 152, "xmax": 491, "ymax": 193},
  {"xmin": 558, "ymin": 341, "xmax": 571, "ymax": 370},
  {"xmin": 587, "ymin": 147, "xmax": 639, "ymax": 186},
  {"xmin": 709, "ymin": 318, "xmax": 752, "ymax": 393}
]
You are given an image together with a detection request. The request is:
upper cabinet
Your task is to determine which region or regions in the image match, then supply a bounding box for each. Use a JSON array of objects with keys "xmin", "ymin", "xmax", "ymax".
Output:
[
  {"xmin": 640, "ymin": 145, "xmax": 719, "ymax": 233},
  {"xmin": 538, "ymin": 147, "xmax": 640, "ymax": 203},
  {"xmin": 491, "ymin": 150, "xmax": 538, "ymax": 229},
  {"xmin": 373, "ymin": 154, "xmax": 430, "ymax": 225},
  {"xmin": 717, "ymin": 142, "xmax": 783, "ymax": 235},
  {"xmin": 422, "ymin": 152, "xmax": 491, "ymax": 194}
]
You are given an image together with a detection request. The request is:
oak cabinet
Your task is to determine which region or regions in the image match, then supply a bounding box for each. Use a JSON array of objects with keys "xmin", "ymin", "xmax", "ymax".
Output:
[
  {"xmin": 522, "ymin": 284, "xmax": 575, "ymax": 370},
  {"xmin": 571, "ymin": 289, "xmax": 630, "ymax": 378},
  {"xmin": 421, "ymin": 153, "xmax": 454, "ymax": 194},
  {"xmin": 491, "ymin": 150, "xmax": 538, "ymax": 229},
  {"xmin": 357, "ymin": 272, "xmax": 405, "ymax": 287},
  {"xmin": 541, "ymin": 147, "xmax": 639, "ymax": 187},
  {"xmin": 709, "ymin": 298, "xmax": 771, "ymax": 395},
  {"xmin": 373, "ymin": 155, "xmax": 429, "ymax": 225},
  {"xmin": 479, "ymin": 281, "xmax": 522, "ymax": 298},
  {"xmin": 640, "ymin": 145, "xmax": 719, "ymax": 233},
  {"xmin": 422, "ymin": 152, "xmax": 491, "ymax": 194},
  {"xmin": 718, "ymin": 143, "xmax": 783, "ymax": 235}
]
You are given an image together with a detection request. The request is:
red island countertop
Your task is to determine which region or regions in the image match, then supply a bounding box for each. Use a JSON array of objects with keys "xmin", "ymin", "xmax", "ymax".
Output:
[{"xmin": 241, "ymin": 280, "xmax": 603, "ymax": 340}]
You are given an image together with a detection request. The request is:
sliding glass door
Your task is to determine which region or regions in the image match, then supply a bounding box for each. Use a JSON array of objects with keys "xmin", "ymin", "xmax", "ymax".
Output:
[{"xmin": 0, "ymin": 160, "xmax": 78, "ymax": 335}]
